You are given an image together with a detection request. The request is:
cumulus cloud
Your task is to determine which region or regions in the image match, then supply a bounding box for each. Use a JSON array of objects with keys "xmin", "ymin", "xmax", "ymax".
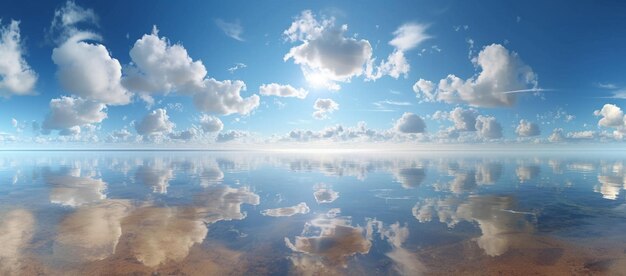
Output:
[
  {"xmin": 449, "ymin": 107, "xmax": 478, "ymax": 131},
  {"xmin": 475, "ymin": 115, "xmax": 502, "ymax": 139},
  {"xmin": 366, "ymin": 50, "xmax": 410, "ymax": 80},
  {"xmin": 50, "ymin": 1, "xmax": 131, "ymax": 105},
  {"xmin": 42, "ymin": 96, "xmax": 107, "ymax": 134},
  {"xmin": 515, "ymin": 119, "xmax": 540, "ymax": 137},
  {"xmin": 312, "ymin": 98, "xmax": 339, "ymax": 119},
  {"xmin": 215, "ymin": 19, "xmax": 244, "ymax": 41},
  {"xmin": 111, "ymin": 128, "xmax": 131, "ymax": 139},
  {"xmin": 259, "ymin": 83, "xmax": 308, "ymax": 99},
  {"xmin": 548, "ymin": 128, "xmax": 565, "ymax": 142},
  {"xmin": 412, "ymin": 79, "xmax": 435, "ymax": 102},
  {"xmin": 286, "ymin": 121, "xmax": 392, "ymax": 143},
  {"xmin": 594, "ymin": 104, "xmax": 626, "ymax": 140},
  {"xmin": 134, "ymin": 108, "xmax": 175, "ymax": 136},
  {"xmin": 124, "ymin": 26, "xmax": 205, "ymax": 96},
  {"xmin": 394, "ymin": 112, "xmax": 426, "ymax": 133},
  {"xmin": 261, "ymin": 202, "xmax": 310, "ymax": 217},
  {"xmin": 284, "ymin": 10, "xmax": 372, "ymax": 90},
  {"xmin": 415, "ymin": 44, "xmax": 538, "ymax": 107},
  {"xmin": 199, "ymin": 114, "xmax": 223, "ymax": 133},
  {"xmin": 367, "ymin": 23, "xmax": 429, "ymax": 80},
  {"xmin": 547, "ymin": 128, "xmax": 597, "ymax": 142},
  {"xmin": 168, "ymin": 127, "xmax": 198, "ymax": 141},
  {"xmin": 0, "ymin": 20, "xmax": 37, "ymax": 96},
  {"xmin": 192, "ymin": 78, "xmax": 260, "ymax": 115},
  {"xmin": 595, "ymin": 104, "xmax": 624, "ymax": 127},
  {"xmin": 567, "ymin": 130, "xmax": 596, "ymax": 140},
  {"xmin": 216, "ymin": 130, "xmax": 247, "ymax": 143},
  {"xmin": 125, "ymin": 26, "xmax": 259, "ymax": 114},
  {"xmin": 124, "ymin": 26, "xmax": 207, "ymax": 97},
  {"xmin": 52, "ymin": 34, "xmax": 131, "ymax": 105}
]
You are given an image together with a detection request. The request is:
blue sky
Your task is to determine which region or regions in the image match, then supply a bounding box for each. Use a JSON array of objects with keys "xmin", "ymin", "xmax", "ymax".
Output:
[{"xmin": 1, "ymin": 0, "xmax": 626, "ymax": 147}]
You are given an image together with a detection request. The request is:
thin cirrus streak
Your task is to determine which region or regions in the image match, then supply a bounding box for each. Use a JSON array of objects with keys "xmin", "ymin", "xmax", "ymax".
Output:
[{"xmin": 500, "ymin": 88, "xmax": 555, "ymax": 94}]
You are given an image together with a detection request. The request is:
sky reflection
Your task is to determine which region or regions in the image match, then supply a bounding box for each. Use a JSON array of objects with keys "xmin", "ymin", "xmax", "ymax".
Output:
[{"xmin": 0, "ymin": 151, "xmax": 625, "ymax": 275}]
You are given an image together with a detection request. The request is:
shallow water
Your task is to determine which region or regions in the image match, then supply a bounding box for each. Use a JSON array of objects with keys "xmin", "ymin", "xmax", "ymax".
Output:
[{"xmin": 0, "ymin": 151, "xmax": 625, "ymax": 275}]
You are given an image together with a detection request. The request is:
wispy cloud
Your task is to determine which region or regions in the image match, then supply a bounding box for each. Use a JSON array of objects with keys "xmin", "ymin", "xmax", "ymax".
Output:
[
  {"xmin": 373, "ymin": 100, "xmax": 412, "ymax": 109},
  {"xmin": 598, "ymin": 83, "xmax": 618, "ymax": 89},
  {"xmin": 500, "ymin": 88, "xmax": 554, "ymax": 94},
  {"xmin": 215, "ymin": 19, "xmax": 244, "ymax": 41},
  {"xmin": 593, "ymin": 83, "xmax": 626, "ymax": 99},
  {"xmin": 227, "ymin": 63, "xmax": 247, "ymax": 73}
]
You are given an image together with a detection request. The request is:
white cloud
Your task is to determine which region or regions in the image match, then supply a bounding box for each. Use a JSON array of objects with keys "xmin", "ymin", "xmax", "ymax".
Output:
[
  {"xmin": 110, "ymin": 128, "xmax": 131, "ymax": 141},
  {"xmin": 594, "ymin": 104, "xmax": 626, "ymax": 140},
  {"xmin": 168, "ymin": 127, "xmax": 198, "ymax": 141},
  {"xmin": 548, "ymin": 128, "xmax": 565, "ymax": 142},
  {"xmin": 134, "ymin": 108, "xmax": 174, "ymax": 136},
  {"xmin": 312, "ymin": 98, "xmax": 339, "ymax": 119},
  {"xmin": 50, "ymin": 1, "xmax": 130, "ymax": 105},
  {"xmin": 124, "ymin": 26, "xmax": 206, "ymax": 95},
  {"xmin": 389, "ymin": 23, "xmax": 430, "ymax": 51},
  {"xmin": 52, "ymin": 33, "xmax": 131, "ymax": 105},
  {"xmin": 595, "ymin": 104, "xmax": 625, "ymax": 127},
  {"xmin": 216, "ymin": 130, "xmax": 247, "ymax": 143},
  {"xmin": 215, "ymin": 19, "xmax": 244, "ymax": 41},
  {"xmin": 449, "ymin": 107, "xmax": 478, "ymax": 131},
  {"xmin": 284, "ymin": 10, "xmax": 372, "ymax": 90},
  {"xmin": 285, "ymin": 122, "xmax": 391, "ymax": 143},
  {"xmin": 475, "ymin": 115, "xmax": 502, "ymax": 139},
  {"xmin": 191, "ymin": 78, "xmax": 259, "ymax": 115},
  {"xmin": 416, "ymin": 44, "xmax": 538, "ymax": 107},
  {"xmin": 125, "ymin": 27, "xmax": 259, "ymax": 115},
  {"xmin": 49, "ymin": 0, "xmax": 98, "ymax": 41},
  {"xmin": 367, "ymin": 23, "xmax": 429, "ymax": 81},
  {"xmin": 259, "ymin": 83, "xmax": 308, "ymax": 99},
  {"xmin": 227, "ymin": 62, "xmax": 246, "ymax": 73},
  {"xmin": 515, "ymin": 119, "xmax": 540, "ymax": 137},
  {"xmin": 199, "ymin": 114, "xmax": 223, "ymax": 132},
  {"xmin": 0, "ymin": 20, "xmax": 37, "ymax": 96},
  {"xmin": 59, "ymin": 125, "xmax": 81, "ymax": 136},
  {"xmin": 261, "ymin": 202, "xmax": 310, "ymax": 217},
  {"xmin": 394, "ymin": 112, "xmax": 426, "ymax": 133},
  {"xmin": 567, "ymin": 130, "xmax": 596, "ymax": 140},
  {"xmin": 367, "ymin": 50, "xmax": 410, "ymax": 80},
  {"xmin": 42, "ymin": 96, "xmax": 107, "ymax": 133},
  {"xmin": 412, "ymin": 79, "xmax": 435, "ymax": 102}
]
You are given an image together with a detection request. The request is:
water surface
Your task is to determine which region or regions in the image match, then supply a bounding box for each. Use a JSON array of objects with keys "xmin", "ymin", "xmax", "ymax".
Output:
[{"xmin": 0, "ymin": 151, "xmax": 625, "ymax": 275}]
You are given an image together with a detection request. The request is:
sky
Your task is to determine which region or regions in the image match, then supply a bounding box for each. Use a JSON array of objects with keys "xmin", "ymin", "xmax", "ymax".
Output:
[{"xmin": 1, "ymin": 0, "xmax": 626, "ymax": 148}]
